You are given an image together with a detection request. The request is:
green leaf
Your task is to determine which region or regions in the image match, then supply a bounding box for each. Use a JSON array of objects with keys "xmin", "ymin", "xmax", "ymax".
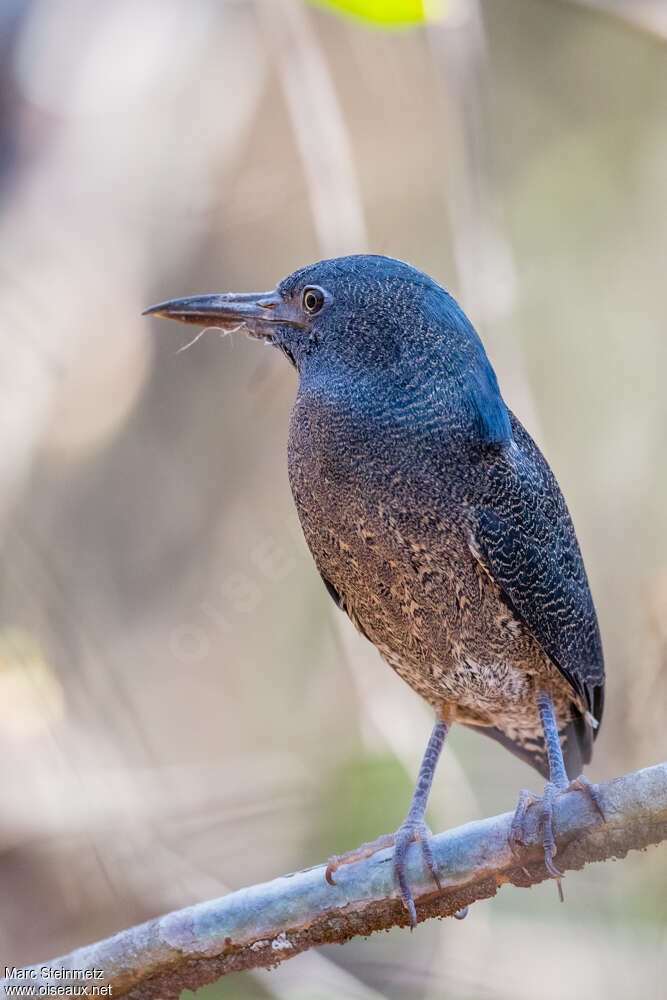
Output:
[{"xmin": 308, "ymin": 0, "xmax": 448, "ymax": 27}]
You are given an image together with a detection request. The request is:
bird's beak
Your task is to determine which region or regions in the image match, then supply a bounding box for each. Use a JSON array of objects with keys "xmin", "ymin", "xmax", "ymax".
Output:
[{"xmin": 142, "ymin": 290, "xmax": 305, "ymax": 342}]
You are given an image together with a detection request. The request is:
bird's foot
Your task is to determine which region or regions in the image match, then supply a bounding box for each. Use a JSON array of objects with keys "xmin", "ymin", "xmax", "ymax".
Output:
[
  {"xmin": 326, "ymin": 818, "xmax": 441, "ymax": 928},
  {"xmin": 509, "ymin": 776, "xmax": 605, "ymax": 899}
]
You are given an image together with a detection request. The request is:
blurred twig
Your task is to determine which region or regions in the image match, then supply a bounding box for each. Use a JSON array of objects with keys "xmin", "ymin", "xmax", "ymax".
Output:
[
  {"xmin": 428, "ymin": 0, "xmax": 541, "ymax": 434},
  {"xmin": 559, "ymin": 0, "xmax": 667, "ymax": 41},
  {"xmin": 258, "ymin": 0, "xmax": 367, "ymax": 256},
  {"xmin": 4, "ymin": 761, "xmax": 666, "ymax": 1000}
]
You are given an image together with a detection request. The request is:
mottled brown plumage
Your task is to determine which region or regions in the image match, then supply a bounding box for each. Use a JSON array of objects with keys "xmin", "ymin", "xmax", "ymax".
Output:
[{"xmin": 290, "ymin": 399, "xmax": 578, "ymax": 765}]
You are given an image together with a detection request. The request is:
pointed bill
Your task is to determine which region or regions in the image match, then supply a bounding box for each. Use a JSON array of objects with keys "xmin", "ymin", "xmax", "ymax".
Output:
[{"xmin": 143, "ymin": 290, "xmax": 306, "ymax": 340}]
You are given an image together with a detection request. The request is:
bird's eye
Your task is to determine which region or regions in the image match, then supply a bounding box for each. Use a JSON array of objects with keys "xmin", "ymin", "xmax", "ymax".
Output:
[{"xmin": 302, "ymin": 286, "xmax": 325, "ymax": 314}]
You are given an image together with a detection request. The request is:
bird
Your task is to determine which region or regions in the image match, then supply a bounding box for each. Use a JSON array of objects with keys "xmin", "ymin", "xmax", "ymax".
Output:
[{"xmin": 145, "ymin": 254, "xmax": 605, "ymax": 927}]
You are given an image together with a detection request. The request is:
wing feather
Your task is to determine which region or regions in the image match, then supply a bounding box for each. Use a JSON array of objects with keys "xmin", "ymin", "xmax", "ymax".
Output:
[{"xmin": 473, "ymin": 413, "xmax": 604, "ymax": 763}]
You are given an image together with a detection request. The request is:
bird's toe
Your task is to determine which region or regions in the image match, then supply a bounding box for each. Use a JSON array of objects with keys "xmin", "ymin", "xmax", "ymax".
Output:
[
  {"xmin": 415, "ymin": 823, "xmax": 442, "ymax": 890},
  {"xmin": 509, "ymin": 783, "xmax": 566, "ymax": 894},
  {"xmin": 508, "ymin": 788, "xmax": 538, "ymax": 854},
  {"xmin": 567, "ymin": 774, "xmax": 606, "ymax": 821},
  {"xmin": 537, "ymin": 782, "xmax": 564, "ymax": 892},
  {"xmin": 393, "ymin": 819, "xmax": 439, "ymax": 929},
  {"xmin": 325, "ymin": 833, "xmax": 396, "ymax": 885}
]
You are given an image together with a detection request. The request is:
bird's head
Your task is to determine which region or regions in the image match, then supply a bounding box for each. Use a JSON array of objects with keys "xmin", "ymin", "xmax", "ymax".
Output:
[
  {"xmin": 145, "ymin": 254, "xmax": 512, "ymax": 445},
  {"xmin": 144, "ymin": 255, "xmax": 428, "ymax": 370}
]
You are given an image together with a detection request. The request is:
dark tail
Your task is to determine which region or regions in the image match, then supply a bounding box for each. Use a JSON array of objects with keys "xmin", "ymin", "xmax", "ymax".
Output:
[{"xmin": 463, "ymin": 695, "xmax": 602, "ymax": 782}]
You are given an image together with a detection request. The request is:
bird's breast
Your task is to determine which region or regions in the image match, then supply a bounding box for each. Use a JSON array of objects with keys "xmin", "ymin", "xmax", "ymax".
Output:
[{"xmin": 287, "ymin": 389, "xmax": 569, "ymax": 722}]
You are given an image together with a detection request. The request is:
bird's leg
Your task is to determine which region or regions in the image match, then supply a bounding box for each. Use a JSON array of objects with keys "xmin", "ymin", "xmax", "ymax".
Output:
[
  {"xmin": 509, "ymin": 691, "xmax": 605, "ymax": 897},
  {"xmin": 326, "ymin": 709, "xmax": 453, "ymax": 928}
]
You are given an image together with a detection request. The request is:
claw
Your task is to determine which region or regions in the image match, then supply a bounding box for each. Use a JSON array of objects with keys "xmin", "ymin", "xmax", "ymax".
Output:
[
  {"xmin": 555, "ymin": 876, "xmax": 565, "ymax": 902},
  {"xmin": 325, "ymin": 834, "xmax": 395, "ymax": 885},
  {"xmin": 543, "ymin": 849, "xmax": 563, "ymax": 880}
]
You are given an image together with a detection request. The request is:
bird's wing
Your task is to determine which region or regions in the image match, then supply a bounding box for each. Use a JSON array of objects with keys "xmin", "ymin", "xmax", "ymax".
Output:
[{"xmin": 472, "ymin": 412, "xmax": 605, "ymax": 742}]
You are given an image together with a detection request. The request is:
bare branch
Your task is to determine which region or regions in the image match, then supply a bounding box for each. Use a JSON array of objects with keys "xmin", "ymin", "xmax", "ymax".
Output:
[{"xmin": 3, "ymin": 762, "xmax": 666, "ymax": 1000}]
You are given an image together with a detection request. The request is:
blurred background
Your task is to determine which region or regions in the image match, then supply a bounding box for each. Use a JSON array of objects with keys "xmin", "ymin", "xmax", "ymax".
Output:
[{"xmin": 0, "ymin": 0, "xmax": 666, "ymax": 997}]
